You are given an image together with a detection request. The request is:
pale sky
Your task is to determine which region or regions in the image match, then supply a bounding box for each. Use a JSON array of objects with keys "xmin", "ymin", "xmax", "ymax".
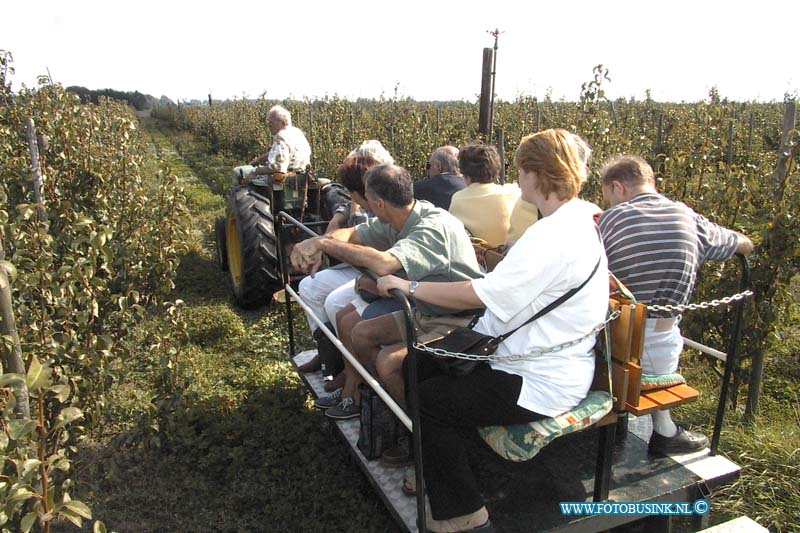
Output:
[{"xmin": 4, "ymin": 0, "xmax": 798, "ymax": 103}]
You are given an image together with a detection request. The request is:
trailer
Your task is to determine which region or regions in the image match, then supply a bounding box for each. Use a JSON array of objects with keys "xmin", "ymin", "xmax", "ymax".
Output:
[{"xmin": 277, "ymin": 212, "xmax": 754, "ymax": 533}]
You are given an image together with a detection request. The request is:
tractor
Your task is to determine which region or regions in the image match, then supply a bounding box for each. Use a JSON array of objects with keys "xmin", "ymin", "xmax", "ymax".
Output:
[{"xmin": 214, "ymin": 165, "xmax": 348, "ymax": 308}]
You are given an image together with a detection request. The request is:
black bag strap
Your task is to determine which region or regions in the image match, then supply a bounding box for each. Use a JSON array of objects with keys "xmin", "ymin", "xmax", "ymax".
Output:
[{"xmin": 489, "ymin": 253, "xmax": 602, "ymax": 345}]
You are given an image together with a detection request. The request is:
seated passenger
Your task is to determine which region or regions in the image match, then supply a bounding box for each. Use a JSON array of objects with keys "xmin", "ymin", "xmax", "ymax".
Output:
[
  {"xmin": 298, "ymin": 155, "xmax": 376, "ymax": 373},
  {"xmin": 376, "ymin": 129, "xmax": 608, "ymax": 532},
  {"xmin": 296, "ymin": 142, "xmax": 393, "ymax": 375},
  {"xmin": 326, "ymin": 140, "xmax": 394, "ymax": 233},
  {"xmin": 504, "ymin": 134, "xmax": 592, "ymax": 244},
  {"xmin": 413, "ymin": 146, "xmax": 465, "ymax": 210},
  {"xmin": 598, "ymin": 155, "xmax": 753, "ymax": 453},
  {"xmin": 290, "ymin": 164, "xmax": 482, "ymax": 420},
  {"xmin": 448, "ymin": 141, "xmax": 521, "ymax": 247},
  {"xmin": 247, "ymin": 105, "xmax": 311, "ymax": 183}
]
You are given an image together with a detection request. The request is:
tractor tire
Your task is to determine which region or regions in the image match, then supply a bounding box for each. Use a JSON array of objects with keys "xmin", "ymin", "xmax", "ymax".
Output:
[
  {"xmin": 214, "ymin": 215, "xmax": 229, "ymax": 272},
  {"xmin": 225, "ymin": 185, "xmax": 281, "ymax": 309}
]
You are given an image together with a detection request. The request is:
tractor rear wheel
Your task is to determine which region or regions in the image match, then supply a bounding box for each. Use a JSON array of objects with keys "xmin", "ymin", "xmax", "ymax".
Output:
[
  {"xmin": 215, "ymin": 215, "xmax": 229, "ymax": 272},
  {"xmin": 225, "ymin": 186, "xmax": 281, "ymax": 309}
]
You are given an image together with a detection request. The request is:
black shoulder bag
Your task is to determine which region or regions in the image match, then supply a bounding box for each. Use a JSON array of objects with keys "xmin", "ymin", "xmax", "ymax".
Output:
[{"xmin": 419, "ymin": 255, "xmax": 601, "ymax": 377}]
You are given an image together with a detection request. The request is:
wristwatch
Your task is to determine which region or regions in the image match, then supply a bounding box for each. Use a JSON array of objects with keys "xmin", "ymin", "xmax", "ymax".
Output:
[{"xmin": 408, "ymin": 281, "xmax": 419, "ymax": 296}]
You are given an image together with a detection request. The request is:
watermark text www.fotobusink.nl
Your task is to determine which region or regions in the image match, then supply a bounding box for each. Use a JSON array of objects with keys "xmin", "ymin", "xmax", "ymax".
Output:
[{"xmin": 560, "ymin": 499, "xmax": 710, "ymax": 516}]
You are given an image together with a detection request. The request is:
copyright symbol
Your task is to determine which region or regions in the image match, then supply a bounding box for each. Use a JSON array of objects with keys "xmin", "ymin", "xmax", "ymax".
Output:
[{"xmin": 694, "ymin": 499, "xmax": 709, "ymax": 515}]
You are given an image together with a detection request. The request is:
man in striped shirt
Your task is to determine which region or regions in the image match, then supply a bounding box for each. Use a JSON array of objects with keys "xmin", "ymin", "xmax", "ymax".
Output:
[{"xmin": 598, "ymin": 155, "xmax": 753, "ymax": 454}]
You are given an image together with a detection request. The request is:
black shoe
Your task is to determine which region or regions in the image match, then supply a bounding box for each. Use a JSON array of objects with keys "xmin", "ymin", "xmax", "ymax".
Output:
[
  {"xmin": 313, "ymin": 388, "xmax": 342, "ymax": 410},
  {"xmin": 649, "ymin": 425, "xmax": 709, "ymax": 454},
  {"xmin": 324, "ymin": 396, "xmax": 360, "ymax": 420}
]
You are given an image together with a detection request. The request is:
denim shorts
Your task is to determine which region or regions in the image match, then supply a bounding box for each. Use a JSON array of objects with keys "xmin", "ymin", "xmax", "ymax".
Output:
[{"xmin": 361, "ymin": 297, "xmax": 405, "ymax": 320}]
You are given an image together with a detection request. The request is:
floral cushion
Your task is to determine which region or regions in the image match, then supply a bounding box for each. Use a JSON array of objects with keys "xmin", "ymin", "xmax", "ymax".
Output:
[
  {"xmin": 640, "ymin": 373, "xmax": 686, "ymax": 391},
  {"xmin": 478, "ymin": 391, "xmax": 613, "ymax": 462}
]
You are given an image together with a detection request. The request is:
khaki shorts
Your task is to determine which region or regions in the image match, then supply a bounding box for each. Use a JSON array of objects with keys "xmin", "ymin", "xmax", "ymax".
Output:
[
  {"xmin": 653, "ymin": 316, "xmax": 681, "ymax": 332},
  {"xmin": 390, "ymin": 309, "xmax": 474, "ymax": 344}
]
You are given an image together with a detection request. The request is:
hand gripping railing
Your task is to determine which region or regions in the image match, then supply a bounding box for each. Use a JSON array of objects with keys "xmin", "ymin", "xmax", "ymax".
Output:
[{"xmin": 276, "ymin": 211, "xmax": 428, "ymax": 533}]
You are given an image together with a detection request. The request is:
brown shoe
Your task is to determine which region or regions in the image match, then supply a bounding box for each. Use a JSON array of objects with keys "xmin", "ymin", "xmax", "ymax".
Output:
[
  {"xmin": 381, "ymin": 439, "xmax": 412, "ymax": 468},
  {"xmin": 297, "ymin": 355, "xmax": 321, "ymax": 374},
  {"xmin": 323, "ymin": 371, "xmax": 345, "ymax": 392}
]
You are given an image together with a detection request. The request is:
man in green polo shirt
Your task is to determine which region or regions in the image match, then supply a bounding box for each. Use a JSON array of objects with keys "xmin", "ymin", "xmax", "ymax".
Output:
[{"xmin": 291, "ymin": 163, "xmax": 483, "ymax": 419}]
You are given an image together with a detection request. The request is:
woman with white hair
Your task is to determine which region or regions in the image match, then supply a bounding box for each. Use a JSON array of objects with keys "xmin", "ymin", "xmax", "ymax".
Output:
[{"xmin": 349, "ymin": 139, "xmax": 394, "ymax": 165}]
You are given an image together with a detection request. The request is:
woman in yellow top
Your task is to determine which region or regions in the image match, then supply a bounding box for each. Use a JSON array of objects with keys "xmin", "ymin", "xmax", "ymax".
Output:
[{"xmin": 448, "ymin": 141, "xmax": 528, "ymax": 247}]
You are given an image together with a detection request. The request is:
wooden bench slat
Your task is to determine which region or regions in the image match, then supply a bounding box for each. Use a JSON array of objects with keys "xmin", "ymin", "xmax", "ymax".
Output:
[
  {"xmin": 625, "ymin": 362, "xmax": 642, "ymax": 407},
  {"xmin": 629, "ymin": 304, "xmax": 647, "ymax": 364},
  {"xmin": 667, "ymin": 384, "xmax": 700, "ymax": 401},
  {"xmin": 626, "ymin": 395, "xmax": 659, "ymax": 416},
  {"xmin": 611, "ymin": 361, "xmax": 630, "ymax": 411},
  {"xmin": 609, "ymin": 300, "xmax": 634, "ymax": 364},
  {"xmin": 642, "ymin": 389, "xmax": 685, "ymax": 410}
]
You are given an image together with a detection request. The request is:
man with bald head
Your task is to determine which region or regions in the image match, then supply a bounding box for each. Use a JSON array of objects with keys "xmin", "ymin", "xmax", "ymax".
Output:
[
  {"xmin": 598, "ymin": 155, "xmax": 753, "ymax": 454},
  {"xmin": 413, "ymin": 145, "xmax": 465, "ymax": 210}
]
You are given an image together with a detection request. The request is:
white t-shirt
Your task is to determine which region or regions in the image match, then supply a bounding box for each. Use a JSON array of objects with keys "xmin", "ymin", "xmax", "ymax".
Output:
[
  {"xmin": 471, "ymin": 198, "xmax": 608, "ymax": 416},
  {"xmin": 267, "ymin": 126, "xmax": 311, "ymax": 173}
]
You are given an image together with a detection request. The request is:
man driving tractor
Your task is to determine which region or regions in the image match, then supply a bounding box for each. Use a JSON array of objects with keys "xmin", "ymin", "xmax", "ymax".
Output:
[{"xmin": 248, "ymin": 104, "xmax": 311, "ymax": 183}]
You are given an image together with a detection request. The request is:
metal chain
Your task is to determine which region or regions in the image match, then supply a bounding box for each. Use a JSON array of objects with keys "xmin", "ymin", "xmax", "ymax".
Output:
[
  {"xmin": 414, "ymin": 289, "xmax": 754, "ymax": 362},
  {"xmin": 646, "ymin": 290, "xmax": 754, "ymax": 314},
  {"xmin": 413, "ymin": 309, "xmax": 621, "ymax": 362}
]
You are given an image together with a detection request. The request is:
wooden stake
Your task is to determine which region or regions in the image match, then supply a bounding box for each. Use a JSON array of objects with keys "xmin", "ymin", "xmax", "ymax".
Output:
[
  {"xmin": 25, "ymin": 119, "xmax": 48, "ymax": 222},
  {"xmin": 771, "ymin": 101, "xmax": 797, "ymax": 205},
  {"xmin": 0, "ymin": 270, "xmax": 30, "ymax": 420}
]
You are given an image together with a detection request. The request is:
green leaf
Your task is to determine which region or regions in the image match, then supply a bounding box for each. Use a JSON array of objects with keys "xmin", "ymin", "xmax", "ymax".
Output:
[
  {"xmin": 0, "ymin": 373, "xmax": 25, "ymax": 387},
  {"xmin": 9, "ymin": 487, "xmax": 34, "ymax": 502},
  {"xmin": 63, "ymin": 499, "xmax": 91, "ymax": 519},
  {"xmin": 59, "ymin": 508, "xmax": 82, "ymax": 528},
  {"xmin": 54, "ymin": 407, "xmax": 84, "ymax": 430},
  {"xmin": 21, "ymin": 459, "xmax": 40, "ymax": 478},
  {"xmin": 26, "ymin": 356, "xmax": 52, "ymax": 390},
  {"xmin": 93, "ymin": 520, "xmax": 107, "ymax": 533},
  {"xmin": 74, "ymin": 217, "xmax": 93, "ymax": 227},
  {"xmin": 50, "ymin": 384, "xmax": 71, "ymax": 402},
  {"xmin": 96, "ymin": 335, "xmax": 113, "ymax": 351},
  {"xmin": 7, "ymin": 419, "xmax": 37, "ymax": 440},
  {"xmin": 20, "ymin": 512, "xmax": 36, "ymax": 533}
]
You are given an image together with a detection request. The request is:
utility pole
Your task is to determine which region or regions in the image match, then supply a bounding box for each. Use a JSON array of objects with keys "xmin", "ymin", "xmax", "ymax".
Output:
[{"xmin": 487, "ymin": 28, "xmax": 503, "ymax": 144}]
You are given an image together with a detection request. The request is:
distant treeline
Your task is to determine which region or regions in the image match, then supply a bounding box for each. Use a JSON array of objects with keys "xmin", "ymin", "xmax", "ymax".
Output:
[{"xmin": 66, "ymin": 86, "xmax": 174, "ymax": 111}]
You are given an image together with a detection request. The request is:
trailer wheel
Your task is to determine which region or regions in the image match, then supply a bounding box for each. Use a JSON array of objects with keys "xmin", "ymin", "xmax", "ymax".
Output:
[{"xmin": 225, "ymin": 185, "xmax": 281, "ymax": 309}]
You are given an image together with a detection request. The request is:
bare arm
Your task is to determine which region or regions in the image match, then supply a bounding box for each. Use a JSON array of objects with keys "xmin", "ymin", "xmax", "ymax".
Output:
[
  {"xmin": 250, "ymin": 153, "xmax": 269, "ymax": 166},
  {"xmin": 316, "ymin": 238, "xmax": 401, "ymax": 276},
  {"xmin": 290, "ymin": 227, "xmax": 359, "ymax": 274},
  {"xmin": 377, "ymin": 275, "xmax": 484, "ymax": 310},
  {"xmin": 324, "ymin": 212, "xmax": 348, "ymax": 234},
  {"xmin": 290, "ymin": 227, "xmax": 401, "ymax": 276},
  {"xmin": 736, "ymin": 232, "xmax": 754, "ymax": 255}
]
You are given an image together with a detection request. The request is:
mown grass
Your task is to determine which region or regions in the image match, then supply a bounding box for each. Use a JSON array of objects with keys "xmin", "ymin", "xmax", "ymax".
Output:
[
  {"xmin": 663, "ymin": 314, "xmax": 800, "ymax": 532},
  {"xmin": 60, "ymin": 122, "xmax": 397, "ymax": 532},
  {"xmin": 64, "ymin": 122, "xmax": 800, "ymax": 533}
]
